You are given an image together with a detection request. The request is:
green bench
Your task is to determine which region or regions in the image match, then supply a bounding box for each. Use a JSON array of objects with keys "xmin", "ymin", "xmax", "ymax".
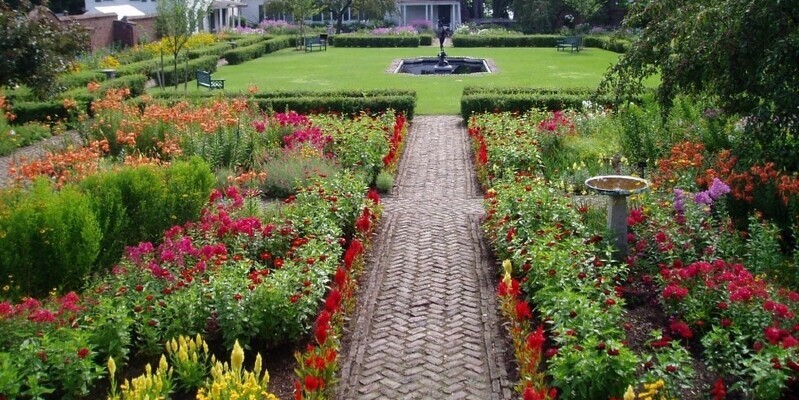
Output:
[
  {"xmin": 195, "ymin": 70, "xmax": 225, "ymax": 90},
  {"xmin": 304, "ymin": 36, "xmax": 327, "ymax": 52},
  {"xmin": 556, "ymin": 36, "xmax": 582, "ymax": 52}
]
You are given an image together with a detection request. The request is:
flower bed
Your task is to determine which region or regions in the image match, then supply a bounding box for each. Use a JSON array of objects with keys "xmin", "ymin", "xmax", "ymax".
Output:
[
  {"xmin": 469, "ymin": 109, "xmax": 799, "ymax": 399},
  {"xmin": 0, "ymin": 89, "xmax": 408, "ymax": 398}
]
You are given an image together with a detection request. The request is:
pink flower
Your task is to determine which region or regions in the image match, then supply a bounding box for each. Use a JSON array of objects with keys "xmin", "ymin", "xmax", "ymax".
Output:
[
  {"xmin": 0, "ymin": 302, "xmax": 15, "ymax": 318},
  {"xmin": 28, "ymin": 309, "xmax": 56, "ymax": 323}
]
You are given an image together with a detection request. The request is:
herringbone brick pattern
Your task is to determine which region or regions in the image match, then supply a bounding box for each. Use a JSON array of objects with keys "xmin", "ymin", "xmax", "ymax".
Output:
[{"xmin": 338, "ymin": 116, "xmax": 511, "ymax": 400}]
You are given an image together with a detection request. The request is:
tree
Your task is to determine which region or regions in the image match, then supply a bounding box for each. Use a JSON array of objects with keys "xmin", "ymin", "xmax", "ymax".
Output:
[
  {"xmin": 265, "ymin": 0, "xmax": 322, "ymax": 45},
  {"xmin": 511, "ymin": 0, "xmax": 561, "ymax": 33},
  {"xmin": 601, "ymin": 0, "xmax": 799, "ymax": 170},
  {"xmin": 562, "ymin": 0, "xmax": 604, "ymax": 22},
  {"xmin": 0, "ymin": 1, "xmax": 88, "ymax": 98},
  {"xmin": 319, "ymin": 0, "xmax": 396, "ymax": 34},
  {"xmin": 155, "ymin": 0, "xmax": 211, "ymax": 89}
]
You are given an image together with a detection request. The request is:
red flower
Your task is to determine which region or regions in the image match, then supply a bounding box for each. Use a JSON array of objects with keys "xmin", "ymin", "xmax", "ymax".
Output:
[
  {"xmin": 355, "ymin": 209, "xmax": 371, "ymax": 233},
  {"xmin": 515, "ymin": 301, "xmax": 532, "ymax": 320},
  {"xmin": 522, "ymin": 385, "xmax": 544, "ymax": 400},
  {"xmin": 710, "ymin": 378, "xmax": 726, "ymax": 400},
  {"xmin": 304, "ymin": 375, "xmax": 320, "ymax": 391},
  {"xmin": 669, "ymin": 320, "xmax": 693, "ymax": 339},
  {"xmin": 315, "ymin": 323, "xmax": 330, "ymax": 344},
  {"xmin": 77, "ymin": 348, "xmax": 90, "ymax": 360},
  {"xmin": 334, "ymin": 267, "xmax": 348, "ymax": 289},
  {"xmin": 721, "ymin": 318, "xmax": 732, "ymax": 328},
  {"xmin": 665, "ymin": 365, "xmax": 677, "ymax": 373},
  {"xmin": 367, "ymin": 189, "xmax": 380, "ymax": 204},
  {"xmin": 325, "ymin": 289, "xmax": 342, "ymax": 313},
  {"xmin": 765, "ymin": 326, "xmax": 784, "ymax": 345},
  {"xmin": 527, "ymin": 325, "xmax": 545, "ymax": 351},
  {"xmin": 781, "ymin": 335, "xmax": 799, "ymax": 349}
]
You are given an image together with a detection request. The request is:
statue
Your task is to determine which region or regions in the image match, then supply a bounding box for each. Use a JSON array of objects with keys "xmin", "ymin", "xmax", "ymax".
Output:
[{"xmin": 437, "ymin": 20, "xmax": 448, "ymax": 52}]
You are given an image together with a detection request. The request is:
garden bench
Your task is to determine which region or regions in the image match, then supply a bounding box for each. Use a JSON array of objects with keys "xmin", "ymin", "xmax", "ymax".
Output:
[
  {"xmin": 556, "ymin": 36, "xmax": 582, "ymax": 52},
  {"xmin": 195, "ymin": 70, "xmax": 225, "ymax": 90},
  {"xmin": 304, "ymin": 36, "xmax": 327, "ymax": 52}
]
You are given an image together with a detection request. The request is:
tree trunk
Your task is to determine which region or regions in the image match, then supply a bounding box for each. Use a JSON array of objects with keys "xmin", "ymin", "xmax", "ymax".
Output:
[{"xmin": 335, "ymin": 11, "xmax": 344, "ymax": 34}]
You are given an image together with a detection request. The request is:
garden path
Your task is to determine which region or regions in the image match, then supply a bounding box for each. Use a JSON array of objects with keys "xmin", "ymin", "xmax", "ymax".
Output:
[
  {"xmin": 0, "ymin": 131, "xmax": 81, "ymax": 187},
  {"xmin": 338, "ymin": 116, "xmax": 512, "ymax": 399}
]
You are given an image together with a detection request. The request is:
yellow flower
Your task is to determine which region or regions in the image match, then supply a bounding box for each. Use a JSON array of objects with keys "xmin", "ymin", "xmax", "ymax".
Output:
[
  {"xmin": 623, "ymin": 385, "xmax": 635, "ymax": 400},
  {"xmin": 108, "ymin": 357, "xmax": 117, "ymax": 377}
]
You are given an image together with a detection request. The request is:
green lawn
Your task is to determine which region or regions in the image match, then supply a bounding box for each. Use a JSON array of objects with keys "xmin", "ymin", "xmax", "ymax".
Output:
[{"xmin": 207, "ymin": 46, "xmax": 626, "ymax": 115}]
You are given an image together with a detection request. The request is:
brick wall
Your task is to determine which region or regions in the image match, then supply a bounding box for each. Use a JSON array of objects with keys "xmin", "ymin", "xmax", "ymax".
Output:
[{"xmin": 61, "ymin": 13, "xmax": 157, "ymax": 51}]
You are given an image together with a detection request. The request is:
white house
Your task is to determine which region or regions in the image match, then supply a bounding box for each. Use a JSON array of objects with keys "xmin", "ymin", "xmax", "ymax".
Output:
[
  {"xmin": 84, "ymin": 0, "xmax": 461, "ymax": 31},
  {"xmin": 83, "ymin": 0, "xmax": 247, "ymax": 31}
]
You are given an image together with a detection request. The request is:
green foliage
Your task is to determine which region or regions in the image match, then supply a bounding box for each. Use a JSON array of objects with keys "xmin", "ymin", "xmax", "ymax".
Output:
[
  {"xmin": 0, "ymin": 121, "xmax": 52, "ymax": 156},
  {"xmin": 0, "ymin": 179, "xmax": 101, "ymax": 297},
  {"xmin": 221, "ymin": 36, "xmax": 292, "ymax": 65},
  {"xmin": 602, "ymin": 0, "xmax": 799, "ymax": 171},
  {"xmin": 78, "ymin": 159, "xmax": 214, "ymax": 269},
  {"xmin": 187, "ymin": 42, "xmax": 233, "ymax": 59},
  {"xmin": 9, "ymin": 100, "xmax": 68, "ymax": 125},
  {"xmin": 453, "ymin": 34, "xmax": 558, "ymax": 47},
  {"xmin": 460, "ymin": 86, "xmax": 619, "ymax": 121},
  {"xmin": 332, "ymin": 35, "xmax": 421, "ymax": 47},
  {"xmin": 259, "ymin": 151, "xmax": 341, "ymax": 198},
  {"xmin": 375, "ymin": 170, "xmax": 393, "ymax": 193},
  {"xmin": 56, "ymin": 70, "xmax": 108, "ymax": 91},
  {"xmin": 0, "ymin": 4, "xmax": 89, "ymax": 99},
  {"xmin": 157, "ymin": 55, "xmax": 219, "ymax": 87}
]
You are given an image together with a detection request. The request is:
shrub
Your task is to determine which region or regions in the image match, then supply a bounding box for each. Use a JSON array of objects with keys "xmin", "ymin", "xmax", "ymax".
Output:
[
  {"xmin": 0, "ymin": 179, "xmax": 101, "ymax": 297},
  {"xmin": 56, "ymin": 70, "xmax": 107, "ymax": 91},
  {"xmin": 156, "ymin": 55, "xmax": 219, "ymax": 87},
  {"xmin": 9, "ymin": 101, "xmax": 68, "ymax": 125},
  {"xmin": 259, "ymin": 150, "xmax": 341, "ymax": 198},
  {"xmin": 460, "ymin": 86, "xmax": 618, "ymax": 121},
  {"xmin": 332, "ymin": 35, "xmax": 420, "ymax": 47},
  {"xmin": 375, "ymin": 170, "xmax": 394, "ymax": 193},
  {"xmin": 78, "ymin": 158, "xmax": 214, "ymax": 269},
  {"xmin": 0, "ymin": 121, "xmax": 52, "ymax": 156}
]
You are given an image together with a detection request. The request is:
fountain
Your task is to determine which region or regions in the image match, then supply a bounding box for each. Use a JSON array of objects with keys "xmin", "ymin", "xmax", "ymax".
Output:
[
  {"xmin": 585, "ymin": 175, "xmax": 649, "ymax": 259},
  {"xmin": 392, "ymin": 23, "xmax": 490, "ymax": 75}
]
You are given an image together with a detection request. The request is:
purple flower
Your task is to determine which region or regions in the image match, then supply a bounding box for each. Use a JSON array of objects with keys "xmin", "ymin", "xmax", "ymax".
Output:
[
  {"xmin": 694, "ymin": 191, "xmax": 713, "ymax": 206},
  {"xmin": 708, "ymin": 178, "xmax": 731, "ymax": 200},
  {"xmin": 673, "ymin": 188, "xmax": 686, "ymax": 213}
]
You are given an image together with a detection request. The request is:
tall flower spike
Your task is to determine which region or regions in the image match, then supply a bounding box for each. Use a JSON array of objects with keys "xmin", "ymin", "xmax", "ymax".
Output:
[
  {"xmin": 108, "ymin": 356, "xmax": 117, "ymax": 377},
  {"xmin": 232, "ymin": 339, "xmax": 245, "ymax": 374},
  {"xmin": 623, "ymin": 385, "xmax": 635, "ymax": 400}
]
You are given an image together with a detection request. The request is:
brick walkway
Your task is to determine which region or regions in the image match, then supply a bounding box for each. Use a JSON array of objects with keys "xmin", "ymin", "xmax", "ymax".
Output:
[{"xmin": 338, "ymin": 116, "xmax": 512, "ymax": 399}]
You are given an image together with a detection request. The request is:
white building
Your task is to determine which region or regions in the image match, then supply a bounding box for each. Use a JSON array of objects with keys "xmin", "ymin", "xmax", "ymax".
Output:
[
  {"xmin": 83, "ymin": 0, "xmax": 247, "ymax": 31},
  {"xmin": 84, "ymin": 0, "xmax": 462, "ymax": 31}
]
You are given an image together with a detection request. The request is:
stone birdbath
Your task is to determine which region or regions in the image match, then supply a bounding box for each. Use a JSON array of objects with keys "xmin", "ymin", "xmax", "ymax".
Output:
[{"xmin": 585, "ymin": 175, "xmax": 649, "ymax": 259}]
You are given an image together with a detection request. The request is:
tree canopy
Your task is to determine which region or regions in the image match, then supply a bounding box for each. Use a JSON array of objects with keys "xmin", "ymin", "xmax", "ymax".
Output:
[
  {"xmin": 0, "ymin": 1, "xmax": 88, "ymax": 98},
  {"xmin": 601, "ymin": 0, "xmax": 799, "ymax": 168}
]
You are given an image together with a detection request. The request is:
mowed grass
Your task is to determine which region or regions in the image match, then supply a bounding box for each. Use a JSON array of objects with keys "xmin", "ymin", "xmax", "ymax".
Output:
[{"xmin": 202, "ymin": 46, "xmax": 627, "ymax": 115}]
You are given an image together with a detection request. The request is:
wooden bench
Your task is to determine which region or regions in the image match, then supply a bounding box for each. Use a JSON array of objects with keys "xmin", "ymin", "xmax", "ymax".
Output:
[
  {"xmin": 195, "ymin": 70, "xmax": 225, "ymax": 90},
  {"xmin": 556, "ymin": 36, "xmax": 582, "ymax": 52},
  {"xmin": 304, "ymin": 36, "xmax": 327, "ymax": 52}
]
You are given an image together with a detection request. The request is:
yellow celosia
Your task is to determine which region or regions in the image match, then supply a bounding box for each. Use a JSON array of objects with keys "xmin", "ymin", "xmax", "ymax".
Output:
[
  {"xmin": 108, "ymin": 356, "xmax": 117, "ymax": 377},
  {"xmin": 623, "ymin": 385, "xmax": 635, "ymax": 400},
  {"xmin": 196, "ymin": 340, "xmax": 277, "ymax": 400}
]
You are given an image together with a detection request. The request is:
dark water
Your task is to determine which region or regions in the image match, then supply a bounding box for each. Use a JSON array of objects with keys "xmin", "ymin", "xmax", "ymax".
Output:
[{"xmin": 397, "ymin": 57, "xmax": 489, "ymax": 75}]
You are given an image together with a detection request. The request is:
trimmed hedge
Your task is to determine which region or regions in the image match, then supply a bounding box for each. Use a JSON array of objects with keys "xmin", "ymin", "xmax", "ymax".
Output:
[
  {"xmin": 232, "ymin": 34, "xmax": 270, "ymax": 47},
  {"xmin": 452, "ymin": 34, "xmax": 630, "ymax": 52},
  {"xmin": 332, "ymin": 35, "xmax": 421, "ymax": 47},
  {"xmin": 56, "ymin": 70, "xmax": 108, "ymax": 91},
  {"xmin": 460, "ymin": 86, "xmax": 618, "ymax": 121},
  {"xmin": 155, "ymin": 55, "xmax": 219, "ymax": 86},
  {"xmin": 151, "ymin": 88, "xmax": 417, "ymax": 119},
  {"xmin": 9, "ymin": 100, "xmax": 68, "ymax": 125},
  {"xmin": 223, "ymin": 36, "xmax": 292, "ymax": 65},
  {"xmin": 187, "ymin": 42, "xmax": 233, "ymax": 59},
  {"xmin": 420, "ymin": 35, "xmax": 433, "ymax": 46},
  {"xmin": 254, "ymin": 95, "xmax": 416, "ymax": 118},
  {"xmin": 453, "ymin": 35, "xmax": 561, "ymax": 48},
  {"xmin": 582, "ymin": 36, "xmax": 630, "ymax": 53}
]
